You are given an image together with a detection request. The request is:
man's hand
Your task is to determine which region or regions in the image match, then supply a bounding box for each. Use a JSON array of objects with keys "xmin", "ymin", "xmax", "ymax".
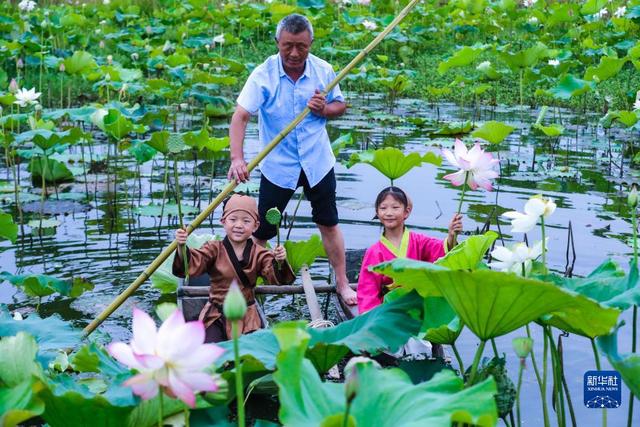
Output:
[
  {"xmin": 307, "ymin": 89, "xmax": 326, "ymax": 117},
  {"xmin": 227, "ymin": 158, "xmax": 249, "ymax": 183}
]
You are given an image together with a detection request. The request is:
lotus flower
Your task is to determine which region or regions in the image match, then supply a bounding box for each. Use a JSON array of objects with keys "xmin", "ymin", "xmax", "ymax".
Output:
[
  {"xmin": 18, "ymin": 0, "xmax": 37, "ymax": 12},
  {"xmin": 614, "ymin": 6, "xmax": 626, "ymax": 18},
  {"xmin": 362, "ymin": 19, "xmax": 377, "ymax": 30},
  {"xmin": 213, "ymin": 34, "xmax": 225, "ymax": 45},
  {"xmin": 442, "ymin": 139, "xmax": 499, "ymax": 191},
  {"xmin": 634, "ymin": 91, "xmax": 640, "ymax": 111},
  {"xmin": 548, "ymin": 59, "xmax": 560, "ymax": 67},
  {"xmin": 357, "ymin": 0, "xmax": 371, "ymax": 5},
  {"xmin": 108, "ymin": 308, "xmax": 224, "ymax": 407},
  {"xmin": 489, "ymin": 240, "xmax": 545, "ymax": 275},
  {"xmin": 502, "ymin": 196, "xmax": 556, "ymax": 233},
  {"xmin": 14, "ymin": 87, "xmax": 41, "ymax": 107}
]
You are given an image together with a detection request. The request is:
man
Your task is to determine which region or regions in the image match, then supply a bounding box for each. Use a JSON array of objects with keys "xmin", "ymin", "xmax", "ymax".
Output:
[{"xmin": 226, "ymin": 13, "xmax": 357, "ymax": 305}]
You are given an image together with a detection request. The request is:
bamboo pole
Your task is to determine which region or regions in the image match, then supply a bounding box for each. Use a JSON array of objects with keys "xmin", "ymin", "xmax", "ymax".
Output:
[{"xmin": 82, "ymin": 0, "xmax": 423, "ymax": 337}]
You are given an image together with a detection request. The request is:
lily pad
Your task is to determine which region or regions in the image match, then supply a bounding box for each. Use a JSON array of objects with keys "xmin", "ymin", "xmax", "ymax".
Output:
[
  {"xmin": 471, "ymin": 121, "xmax": 515, "ymax": 144},
  {"xmin": 132, "ymin": 202, "xmax": 199, "ymax": 217}
]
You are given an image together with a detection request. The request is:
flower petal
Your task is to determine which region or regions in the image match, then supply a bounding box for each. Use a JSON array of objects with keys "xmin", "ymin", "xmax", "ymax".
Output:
[
  {"xmin": 443, "ymin": 170, "xmax": 466, "ymax": 187},
  {"xmin": 177, "ymin": 344, "xmax": 225, "ymax": 371},
  {"xmin": 125, "ymin": 373, "xmax": 159, "ymax": 400},
  {"xmin": 175, "ymin": 371, "xmax": 219, "ymax": 393},
  {"xmin": 108, "ymin": 342, "xmax": 144, "ymax": 370},
  {"xmin": 167, "ymin": 370, "xmax": 196, "ymax": 408}
]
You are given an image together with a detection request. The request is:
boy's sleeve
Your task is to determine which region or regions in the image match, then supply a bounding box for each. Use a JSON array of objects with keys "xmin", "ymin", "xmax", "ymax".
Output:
[
  {"xmin": 357, "ymin": 248, "xmax": 383, "ymax": 314},
  {"xmin": 172, "ymin": 241, "xmax": 218, "ymax": 278},
  {"xmin": 258, "ymin": 250, "xmax": 296, "ymax": 285},
  {"xmin": 236, "ymin": 68, "xmax": 267, "ymax": 115}
]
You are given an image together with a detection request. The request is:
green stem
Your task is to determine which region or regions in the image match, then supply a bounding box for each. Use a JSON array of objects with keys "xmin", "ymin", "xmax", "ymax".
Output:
[
  {"xmin": 542, "ymin": 327, "xmax": 550, "ymax": 427},
  {"xmin": 184, "ymin": 407, "xmax": 189, "ymax": 427},
  {"xmin": 451, "ymin": 343, "xmax": 465, "ymax": 374},
  {"xmin": 158, "ymin": 158, "xmax": 169, "ymax": 231},
  {"xmin": 591, "ymin": 338, "xmax": 607, "ymax": 427},
  {"xmin": 342, "ymin": 401, "xmax": 352, "ymax": 427},
  {"xmin": 631, "ymin": 187, "xmax": 638, "ymax": 427},
  {"xmin": 456, "ymin": 172, "xmax": 469, "ymax": 215},
  {"xmin": 546, "ymin": 327, "xmax": 565, "ymax": 427},
  {"xmin": 232, "ymin": 320, "xmax": 245, "ymax": 427},
  {"xmin": 516, "ymin": 361, "xmax": 524, "ymax": 427},
  {"xmin": 491, "ymin": 338, "xmax": 499, "ymax": 357},
  {"xmin": 541, "ymin": 216, "xmax": 547, "ymax": 270},
  {"xmin": 158, "ymin": 391, "xmax": 163, "ymax": 427},
  {"xmin": 467, "ymin": 340, "xmax": 486, "ymax": 386},
  {"xmin": 173, "ymin": 157, "xmax": 189, "ymax": 285},
  {"xmin": 527, "ymin": 324, "xmax": 550, "ymax": 427}
]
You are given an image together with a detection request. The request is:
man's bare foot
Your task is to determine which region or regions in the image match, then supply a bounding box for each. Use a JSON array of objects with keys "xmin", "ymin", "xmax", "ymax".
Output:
[{"xmin": 337, "ymin": 284, "xmax": 357, "ymax": 305}]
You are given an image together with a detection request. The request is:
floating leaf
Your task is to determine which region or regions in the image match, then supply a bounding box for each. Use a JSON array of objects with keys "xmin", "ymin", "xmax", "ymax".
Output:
[
  {"xmin": 471, "ymin": 121, "xmax": 515, "ymax": 144},
  {"xmin": 533, "ymin": 123, "xmax": 564, "ymax": 137},
  {"xmin": 597, "ymin": 328, "xmax": 640, "ymax": 396},
  {"xmin": 430, "ymin": 121, "xmax": 473, "ymax": 136}
]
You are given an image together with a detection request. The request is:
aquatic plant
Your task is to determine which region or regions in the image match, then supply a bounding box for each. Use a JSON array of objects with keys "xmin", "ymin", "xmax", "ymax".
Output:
[{"xmin": 223, "ymin": 281, "xmax": 248, "ymax": 427}]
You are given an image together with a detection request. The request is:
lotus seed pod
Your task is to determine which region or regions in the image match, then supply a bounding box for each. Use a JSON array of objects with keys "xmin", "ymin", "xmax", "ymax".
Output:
[
  {"xmin": 628, "ymin": 184, "xmax": 638, "ymax": 209},
  {"xmin": 223, "ymin": 280, "xmax": 247, "ymax": 321},
  {"xmin": 265, "ymin": 207, "xmax": 282, "ymax": 226},
  {"xmin": 512, "ymin": 337, "xmax": 533, "ymax": 359}
]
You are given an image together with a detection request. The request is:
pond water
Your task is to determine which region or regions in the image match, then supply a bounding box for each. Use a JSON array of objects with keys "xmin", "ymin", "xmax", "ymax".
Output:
[{"xmin": 1, "ymin": 94, "xmax": 638, "ymax": 426}]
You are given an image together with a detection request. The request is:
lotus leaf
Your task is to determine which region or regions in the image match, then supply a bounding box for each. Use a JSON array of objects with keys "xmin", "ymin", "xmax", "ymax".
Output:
[
  {"xmin": 533, "ymin": 123, "xmax": 564, "ymax": 136},
  {"xmin": 0, "ymin": 332, "xmax": 43, "ymax": 386},
  {"xmin": 549, "ymin": 74, "xmax": 595, "ymax": 100},
  {"xmin": 0, "ymin": 378, "xmax": 45, "ymax": 427},
  {"xmin": 422, "ymin": 297, "xmax": 463, "ymax": 345},
  {"xmin": 471, "ymin": 121, "xmax": 515, "ymax": 144},
  {"xmin": 0, "ymin": 307, "xmax": 81, "ymax": 365},
  {"xmin": 330, "ymin": 133, "xmax": 353, "ymax": 156},
  {"xmin": 284, "ymin": 234, "xmax": 326, "ymax": 274},
  {"xmin": 273, "ymin": 323, "xmax": 498, "ymax": 427},
  {"xmin": 167, "ymin": 133, "xmax": 186, "ymax": 154},
  {"xmin": 132, "ymin": 202, "xmax": 199, "ymax": 217},
  {"xmin": 1, "ymin": 271, "xmax": 70, "ymax": 298},
  {"xmin": 430, "ymin": 121, "xmax": 473, "ymax": 136},
  {"xmin": 470, "ymin": 356, "xmax": 516, "ymax": 418},
  {"xmin": 28, "ymin": 157, "xmax": 73, "ymax": 184},
  {"xmin": 0, "ymin": 210, "xmax": 18, "ymax": 243},
  {"xmin": 597, "ymin": 329, "xmax": 640, "ymax": 396},
  {"xmin": 437, "ymin": 231, "xmax": 497, "ymax": 270},
  {"xmin": 581, "ymin": 0, "xmax": 609, "ymax": 15},
  {"xmin": 63, "ymin": 51, "xmax": 97, "ymax": 75},
  {"xmin": 438, "ymin": 46, "xmax": 485, "ymax": 75},
  {"xmin": 373, "ymin": 260, "xmax": 619, "ymax": 340},
  {"xmin": 499, "ymin": 43, "xmax": 550, "ymax": 70},
  {"xmin": 347, "ymin": 147, "xmax": 441, "ymax": 182},
  {"xmin": 128, "ymin": 140, "xmax": 157, "ymax": 164},
  {"xmin": 103, "ymin": 110, "xmax": 134, "ymax": 140},
  {"xmin": 584, "ymin": 56, "xmax": 627, "ymax": 82},
  {"xmin": 184, "ymin": 129, "xmax": 230, "ymax": 152}
]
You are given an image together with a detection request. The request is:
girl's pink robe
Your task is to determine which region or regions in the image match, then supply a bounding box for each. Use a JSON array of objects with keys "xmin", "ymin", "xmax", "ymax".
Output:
[{"xmin": 357, "ymin": 231, "xmax": 446, "ymax": 313}]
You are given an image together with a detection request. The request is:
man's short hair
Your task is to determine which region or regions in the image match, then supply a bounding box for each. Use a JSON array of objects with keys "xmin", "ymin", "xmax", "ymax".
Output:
[{"xmin": 275, "ymin": 14, "xmax": 314, "ymax": 40}]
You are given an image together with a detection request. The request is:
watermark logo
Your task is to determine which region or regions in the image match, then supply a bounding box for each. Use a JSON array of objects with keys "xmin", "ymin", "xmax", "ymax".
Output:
[{"xmin": 584, "ymin": 370, "xmax": 621, "ymax": 409}]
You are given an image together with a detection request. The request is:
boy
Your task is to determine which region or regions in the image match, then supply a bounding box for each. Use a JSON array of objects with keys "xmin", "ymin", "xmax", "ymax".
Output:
[{"xmin": 173, "ymin": 194, "xmax": 295, "ymax": 342}]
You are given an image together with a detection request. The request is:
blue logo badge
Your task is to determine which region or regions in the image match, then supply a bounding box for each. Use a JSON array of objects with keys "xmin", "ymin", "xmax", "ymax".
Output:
[{"xmin": 584, "ymin": 370, "xmax": 621, "ymax": 409}]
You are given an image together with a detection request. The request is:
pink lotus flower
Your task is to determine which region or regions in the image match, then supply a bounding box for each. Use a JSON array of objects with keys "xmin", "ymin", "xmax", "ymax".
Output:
[
  {"xmin": 442, "ymin": 139, "xmax": 499, "ymax": 191},
  {"xmin": 108, "ymin": 308, "xmax": 224, "ymax": 407}
]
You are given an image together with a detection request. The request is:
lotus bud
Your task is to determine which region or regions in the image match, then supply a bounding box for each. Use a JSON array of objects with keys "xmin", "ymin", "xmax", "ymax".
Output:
[
  {"xmin": 99, "ymin": 40, "xmax": 105, "ymax": 49},
  {"xmin": 131, "ymin": 52, "xmax": 139, "ymax": 61},
  {"xmin": 59, "ymin": 63, "xmax": 65, "ymax": 72},
  {"xmin": 223, "ymin": 280, "xmax": 247, "ymax": 321},
  {"xmin": 34, "ymin": 104, "xmax": 42, "ymax": 111},
  {"xmin": 12, "ymin": 311, "xmax": 23, "ymax": 321},
  {"xmin": 41, "ymin": 20, "xmax": 47, "ymax": 28},
  {"xmin": 344, "ymin": 367, "xmax": 358, "ymax": 404},
  {"xmin": 162, "ymin": 40, "xmax": 172, "ymax": 53},
  {"xmin": 107, "ymin": 55, "xmax": 113, "ymax": 65},
  {"xmin": 512, "ymin": 337, "xmax": 533, "ymax": 359},
  {"xmin": 202, "ymin": 63, "xmax": 209, "ymax": 70},
  {"xmin": 95, "ymin": 29, "xmax": 101, "ymax": 35},
  {"xmin": 205, "ymin": 44, "xmax": 211, "ymax": 51},
  {"xmin": 105, "ymin": 73, "xmax": 111, "ymax": 81},
  {"xmin": 17, "ymin": 58, "xmax": 24, "ymax": 69},
  {"xmin": 9, "ymin": 79, "xmax": 19, "ymax": 94},
  {"xmin": 629, "ymin": 184, "xmax": 638, "ymax": 209}
]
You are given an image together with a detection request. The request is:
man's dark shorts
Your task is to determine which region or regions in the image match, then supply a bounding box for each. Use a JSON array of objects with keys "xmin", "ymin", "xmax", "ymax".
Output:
[{"xmin": 254, "ymin": 168, "xmax": 338, "ymax": 240}]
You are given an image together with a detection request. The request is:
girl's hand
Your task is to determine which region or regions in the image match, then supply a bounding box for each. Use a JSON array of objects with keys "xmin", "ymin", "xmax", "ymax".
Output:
[
  {"xmin": 175, "ymin": 228, "xmax": 188, "ymax": 246},
  {"xmin": 274, "ymin": 245, "xmax": 287, "ymax": 262},
  {"xmin": 447, "ymin": 214, "xmax": 463, "ymax": 248}
]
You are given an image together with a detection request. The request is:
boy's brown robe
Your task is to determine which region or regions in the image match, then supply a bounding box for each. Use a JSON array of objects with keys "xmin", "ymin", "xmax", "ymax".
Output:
[{"xmin": 172, "ymin": 238, "xmax": 295, "ymax": 338}]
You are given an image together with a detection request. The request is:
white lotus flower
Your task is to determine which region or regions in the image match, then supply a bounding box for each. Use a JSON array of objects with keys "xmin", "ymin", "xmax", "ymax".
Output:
[
  {"xmin": 523, "ymin": 0, "xmax": 537, "ymax": 7},
  {"xmin": 477, "ymin": 61, "xmax": 491, "ymax": 71},
  {"xmin": 528, "ymin": 16, "xmax": 539, "ymax": 24},
  {"xmin": 596, "ymin": 8, "xmax": 608, "ymax": 19},
  {"xmin": 357, "ymin": 0, "xmax": 371, "ymax": 5},
  {"xmin": 614, "ymin": 6, "xmax": 626, "ymax": 18},
  {"xmin": 502, "ymin": 196, "xmax": 556, "ymax": 233},
  {"xmin": 489, "ymin": 240, "xmax": 545, "ymax": 275},
  {"xmin": 108, "ymin": 308, "xmax": 224, "ymax": 407},
  {"xmin": 213, "ymin": 34, "xmax": 225, "ymax": 45},
  {"xmin": 14, "ymin": 87, "xmax": 41, "ymax": 107},
  {"xmin": 18, "ymin": 0, "xmax": 37, "ymax": 12},
  {"xmin": 362, "ymin": 19, "xmax": 377, "ymax": 30},
  {"xmin": 634, "ymin": 96, "xmax": 640, "ymax": 111},
  {"xmin": 548, "ymin": 59, "xmax": 560, "ymax": 67},
  {"xmin": 90, "ymin": 108, "xmax": 108, "ymax": 131},
  {"xmin": 442, "ymin": 139, "xmax": 500, "ymax": 191}
]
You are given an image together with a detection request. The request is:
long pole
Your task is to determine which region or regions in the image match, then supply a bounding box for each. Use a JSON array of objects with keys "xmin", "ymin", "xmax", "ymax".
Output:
[{"xmin": 82, "ymin": 0, "xmax": 423, "ymax": 337}]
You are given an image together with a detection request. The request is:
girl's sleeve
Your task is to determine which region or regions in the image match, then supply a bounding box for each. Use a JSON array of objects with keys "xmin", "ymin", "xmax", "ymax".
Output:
[
  {"xmin": 417, "ymin": 234, "xmax": 446, "ymax": 263},
  {"xmin": 357, "ymin": 247, "xmax": 384, "ymax": 314},
  {"xmin": 172, "ymin": 241, "xmax": 218, "ymax": 278},
  {"xmin": 258, "ymin": 250, "xmax": 296, "ymax": 286}
]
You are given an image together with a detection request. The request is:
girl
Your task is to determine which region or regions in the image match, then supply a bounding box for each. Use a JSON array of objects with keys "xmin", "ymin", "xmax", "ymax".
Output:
[{"xmin": 357, "ymin": 186, "xmax": 463, "ymax": 313}]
